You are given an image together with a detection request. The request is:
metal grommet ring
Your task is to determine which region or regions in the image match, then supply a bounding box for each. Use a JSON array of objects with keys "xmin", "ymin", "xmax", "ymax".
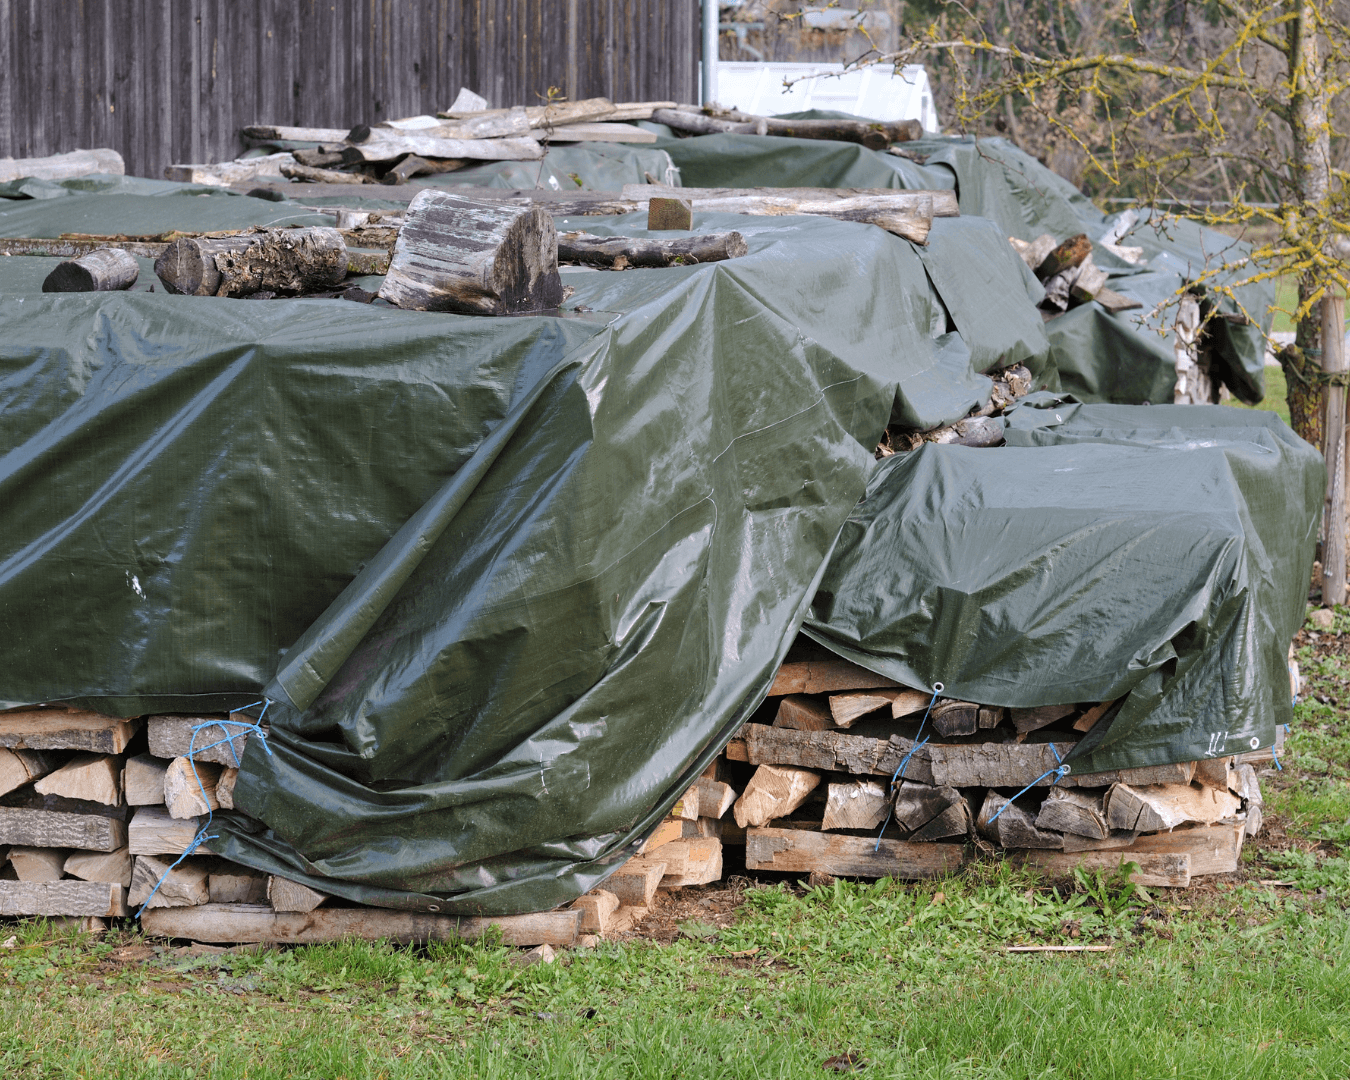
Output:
[{"xmin": 932, "ymin": 682, "xmax": 944, "ymax": 693}]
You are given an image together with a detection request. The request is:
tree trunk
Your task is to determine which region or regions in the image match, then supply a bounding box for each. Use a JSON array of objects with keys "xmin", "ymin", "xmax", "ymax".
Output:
[{"xmin": 154, "ymin": 228, "xmax": 348, "ymax": 297}]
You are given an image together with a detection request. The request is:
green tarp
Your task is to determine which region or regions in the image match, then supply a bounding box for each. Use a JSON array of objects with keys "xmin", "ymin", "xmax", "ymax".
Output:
[
  {"xmin": 803, "ymin": 396, "xmax": 1321, "ymax": 773},
  {"xmin": 2, "ymin": 209, "xmax": 1039, "ymax": 912}
]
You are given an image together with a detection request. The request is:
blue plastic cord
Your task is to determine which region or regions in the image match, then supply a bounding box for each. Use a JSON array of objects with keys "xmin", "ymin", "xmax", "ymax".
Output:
[
  {"xmin": 136, "ymin": 699, "xmax": 272, "ymax": 917},
  {"xmin": 875, "ymin": 684, "xmax": 942, "ymax": 851},
  {"xmin": 986, "ymin": 742, "xmax": 1070, "ymax": 824}
]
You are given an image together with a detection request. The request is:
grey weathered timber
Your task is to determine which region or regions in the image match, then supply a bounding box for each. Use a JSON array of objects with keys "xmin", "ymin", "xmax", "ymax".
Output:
[
  {"xmin": 8, "ymin": 846, "xmax": 67, "ymax": 881},
  {"xmin": 0, "ymin": 709, "xmax": 141, "ymax": 754},
  {"xmin": 342, "ymin": 134, "xmax": 543, "ymax": 164},
  {"xmin": 1072, "ymin": 761, "xmax": 1196, "ymax": 787},
  {"xmin": 1009, "ymin": 850, "xmax": 1192, "ymax": 888},
  {"xmin": 141, "ymin": 904, "xmax": 583, "ymax": 947},
  {"xmin": 629, "ymin": 183, "xmax": 961, "ymax": 220},
  {"xmin": 540, "ymin": 122, "xmax": 658, "ymax": 143},
  {"xmin": 734, "ymin": 723, "xmax": 932, "ymax": 784},
  {"xmin": 910, "ymin": 800, "xmax": 972, "ymax": 841},
  {"xmin": 927, "ymin": 740, "xmax": 1076, "ymax": 789},
  {"xmin": 378, "ymin": 190, "xmax": 563, "ymax": 315},
  {"xmin": 281, "ymin": 163, "xmax": 377, "ymax": 184},
  {"xmin": 380, "ymin": 155, "xmax": 466, "ymax": 185},
  {"xmin": 892, "ymin": 780, "xmax": 964, "ymax": 834},
  {"xmin": 155, "ymin": 228, "xmax": 348, "ymax": 297},
  {"xmin": 556, "ymin": 231, "xmax": 747, "ymax": 268},
  {"xmin": 41, "ymin": 248, "xmax": 139, "ymax": 292},
  {"xmin": 0, "ymin": 149, "xmax": 124, "ymax": 182},
  {"xmin": 1034, "ymin": 788, "xmax": 1109, "ymax": 839},
  {"xmin": 1104, "ymin": 782, "xmax": 1242, "ymax": 832},
  {"xmin": 64, "ymin": 847, "xmax": 133, "ymax": 886},
  {"xmin": 379, "ymin": 107, "xmax": 531, "ymax": 141},
  {"xmin": 767, "ymin": 660, "xmax": 900, "ymax": 696},
  {"xmin": 146, "ymin": 715, "xmax": 251, "ymax": 766},
  {"xmin": 0, "ymin": 747, "xmax": 56, "ymax": 798},
  {"xmin": 976, "ymin": 791, "xmax": 1064, "ymax": 850},
  {"xmin": 0, "ymin": 807, "xmax": 126, "ymax": 852},
  {"xmin": 1094, "ymin": 288, "xmax": 1144, "ymax": 314},
  {"xmin": 208, "ymin": 868, "xmax": 268, "ymax": 905},
  {"xmin": 0, "ymin": 881, "xmax": 128, "ymax": 917},
  {"xmin": 128, "ymin": 806, "xmax": 202, "ymax": 857},
  {"xmin": 1010, "ymin": 704, "xmax": 1076, "ymax": 734},
  {"xmin": 745, "ymin": 827, "xmax": 965, "ymax": 878},
  {"xmin": 655, "ymin": 108, "xmax": 920, "ymax": 148}
]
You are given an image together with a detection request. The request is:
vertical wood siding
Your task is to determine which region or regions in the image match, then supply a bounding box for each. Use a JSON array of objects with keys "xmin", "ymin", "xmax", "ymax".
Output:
[{"xmin": 0, "ymin": 0, "xmax": 698, "ymax": 179}]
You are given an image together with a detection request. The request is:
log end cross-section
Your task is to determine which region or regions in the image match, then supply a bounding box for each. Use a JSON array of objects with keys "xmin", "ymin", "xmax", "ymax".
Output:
[{"xmin": 378, "ymin": 189, "xmax": 564, "ymax": 315}]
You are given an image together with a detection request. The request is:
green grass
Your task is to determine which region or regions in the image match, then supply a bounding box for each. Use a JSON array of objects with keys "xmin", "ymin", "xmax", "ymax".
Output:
[
  {"xmin": 1227, "ymin": 362, "xmax": 1291, "ymax": 427},
  {"xmin": 2, "ymin": 870, "xmax": 1349, "ymax": 1079}
]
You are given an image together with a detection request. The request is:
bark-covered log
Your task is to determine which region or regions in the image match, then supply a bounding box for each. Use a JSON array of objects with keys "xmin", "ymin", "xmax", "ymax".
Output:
[
  {"xmin": 154, "ymin": 228, "xmax": 348, "ymax": 297},
  {"xmin": 557, "ymin": 231, "xmax": 747, "ymax": 269},
  {"xmin": 654, "ymin": 109, "xmax": 921, "ymax": 147},
  {"xmin": 378, "ymin": 190, "xmax": 564, "ymax": 315},
  {"xmin": 41, "ymin": 248, "xmax": 139, "ymax": 292}
]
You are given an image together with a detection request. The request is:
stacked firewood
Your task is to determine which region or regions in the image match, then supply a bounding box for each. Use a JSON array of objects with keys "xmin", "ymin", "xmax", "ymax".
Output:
[
  {"xmin": 1008, "ymin": 232, "xmax": 1140, "ymax": 315},
  {"xmin": 580, "ymin": 648, "xmax": 1285, "ymax": 936}
]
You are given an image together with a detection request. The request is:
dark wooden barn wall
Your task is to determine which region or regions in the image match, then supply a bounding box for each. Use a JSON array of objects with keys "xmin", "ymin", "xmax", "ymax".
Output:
[{"xmin": 0, "ymin": 0, "xmax": 699, "ymax": 180}]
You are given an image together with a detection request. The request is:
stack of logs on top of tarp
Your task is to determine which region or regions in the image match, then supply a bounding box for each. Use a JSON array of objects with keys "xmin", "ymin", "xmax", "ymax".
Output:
[
  {"xmin": 160, "ymin": 90, "xmax": 928, "ymax": 189},
  {"xmin": 16, "ymin": 184, "xmax": 958, "ymax": 313}
]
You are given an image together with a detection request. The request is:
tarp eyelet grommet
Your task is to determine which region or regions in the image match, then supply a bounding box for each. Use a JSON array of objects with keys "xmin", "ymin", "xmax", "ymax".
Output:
[{"xmin": 932, "ymin": 682, "xmax": 944, "ymax": 693}]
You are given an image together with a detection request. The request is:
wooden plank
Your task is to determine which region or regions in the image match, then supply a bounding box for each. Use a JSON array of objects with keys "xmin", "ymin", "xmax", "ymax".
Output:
[
  {"xmin": 8, "ymin": 846, "xmax": 68, "ymax": 881},
  {"xmin": 606, "ymin": 858, "xmax": 667, "ymax": 906},
  {"xmin": 0, "ymin": 709, "xmax": 140, "ymax": 754},
  {"xmin": 745, "ymin": 827, "xmax": 965, "ymax": 879},
  {"xmin": 128, "ymin": 806, "xmax": 201, "ymax": 856},
  {"xmin": 1105, "ymin": 783, "xmax": 1242, "ymax": 832},
  {"xmin": 63, "ymin": 847, "xmax": 132, "ymax": 886},
  {"xmin": 268, "ymin": 876, "xmax": 328, "ymax": 913},
  {"xmin": 32, "ymin": 753, "xmax": 122, "ymax": 806},
  {"xmin": 141, "ymin": 904, "xmax": 582, "ymax": 947},
  {"xmin": 0, "ymin": 748, "xmax": 57, "ymax": 798},
  {"xmin": 569, "ymin": 888, "xmax": 619, "ymax": 934},
  {"xmin": 658, "ymin": 838, "xmax": 723, "ymax": 887},
  {"xmin": 208, "ymin": 868, "xmax": 268, "ymax": 905},
  {"xmin": 821, "ymin": 780, "xmax": 889, "ymax": 831},
  {"xmin": 147, "ymin": 715, "xmax": 251, "ymax": 766},
  {"xmin": 0, "ymin": 807, "xmax": 126, "ymax": 852},
  {"xmin": 164, "ymin": 757, "xmax": 221, "ymax": 819},
  {"xmin": 545, "ymin": 122, "xmax": 658, "ymax": 143},
  {"xmin": 768, "ymin": 660, "xmax": 900, "ymax": 697},
  {"xmin": 124, "ymin": 754, "xmax": 168, "ymax": 806},
  {"xmin": 635, "ymin": 817, "xmax": 683, "ymax": 856},
  {"xmin": 733, "ymin": 765, "xmax": 822, "ymax": 828},
  {"xmin": 0, "ymin": 880, "xmax": 128, "ymax": 917},
  {"xmin": 1010, "ymin": 850, "xmax": 1192, "ymax": 888},
  {"xmin": 927, "ymin": 740, "xmax": 1075, "ymax": 788},
  {"xmin": 739, "ymin": 723, "xmax": 931, "ymax": 783},
  {"xmin": 129, "ymin": 855, "xmax": 210, "ymax": 908},
  {"xmin": 773, "ymin": 695, "xmax": 838, "ymax": 732},
  {"xmin": 1117, "ymin": 820, "xmax": 1244, "ymax": 876}
]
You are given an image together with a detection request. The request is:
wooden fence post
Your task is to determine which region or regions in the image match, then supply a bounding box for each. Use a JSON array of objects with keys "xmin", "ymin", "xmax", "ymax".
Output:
[{"xmin": 1323, "ymin": 291, "xmax": 1347, "ymax": 606}]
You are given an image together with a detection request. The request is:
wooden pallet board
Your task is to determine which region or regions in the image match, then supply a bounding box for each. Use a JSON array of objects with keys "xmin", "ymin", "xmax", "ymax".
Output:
[
  {"xmin": 140, "ymin": 904, "xmax": 581, "ymax": 947},
  {"xmin": 745, "ymin": 827, "xmax": 965, "ymax": 879},
  {"xmin": 1009, "ymin": 849, "xmax": 1192, "ymax": 887}
]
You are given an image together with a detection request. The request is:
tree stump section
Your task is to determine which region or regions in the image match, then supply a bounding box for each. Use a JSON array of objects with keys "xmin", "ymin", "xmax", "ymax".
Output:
[
  {"xmin": 154, "ymin": 228, "xmax": 348, "ymax": 297},
  {"xmin": 378, "ymin": 190, "xmax": 564, "ymax": 315}
]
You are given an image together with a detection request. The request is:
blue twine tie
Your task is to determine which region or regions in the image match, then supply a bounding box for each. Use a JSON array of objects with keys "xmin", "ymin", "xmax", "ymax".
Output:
[
  {"xmin": 986, "ymin": 741, "xmax": 1070, "ymax": 824},
  {"xmin": 875, "ymin": 683, "xmax": 943, "ymax": 851},
  {"xmin": 136, "ymin": 699, "xmax": 273, "ymax": 917}
]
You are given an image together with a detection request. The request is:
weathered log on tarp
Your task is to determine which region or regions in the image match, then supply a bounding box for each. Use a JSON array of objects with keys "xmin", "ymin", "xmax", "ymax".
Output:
[
  {"xmin": 163, "ymin": 153, "xmax": 294, "ymax": 187},
  {"xmin": 376, "ymin": 107, "xmax": 531, "ymax": 141},
  {"xmin": 154, "ymin": 228, "xmax": 348, "ymax": 297},
  {"xmin": 0, "ymin": 148, "xmax": 124, "ymax": 183},
  {"xmin": 557, "ymin": 231, "xmax": 747, "ymax": 269},
  {"xmin": 378, "ymin": 189, "xmax": 564, "ymax": 315},
  {"xmin": 343, "ymin": 134, "xmax": 544, "ymax": 164},
  {"xmin": 281, "ymin": 163, "xmax": 377, "ymax": 184},
  {"xmin": 41, "ymin": 248, "xmax": 139, "ymax": 292},
  {"xmin": 380, "ymin": 155, "xmax": 467, "ymax": 185},
  {"xmin": 653, "ymin": 109, "xmax": 921, "ymax": 147}
]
